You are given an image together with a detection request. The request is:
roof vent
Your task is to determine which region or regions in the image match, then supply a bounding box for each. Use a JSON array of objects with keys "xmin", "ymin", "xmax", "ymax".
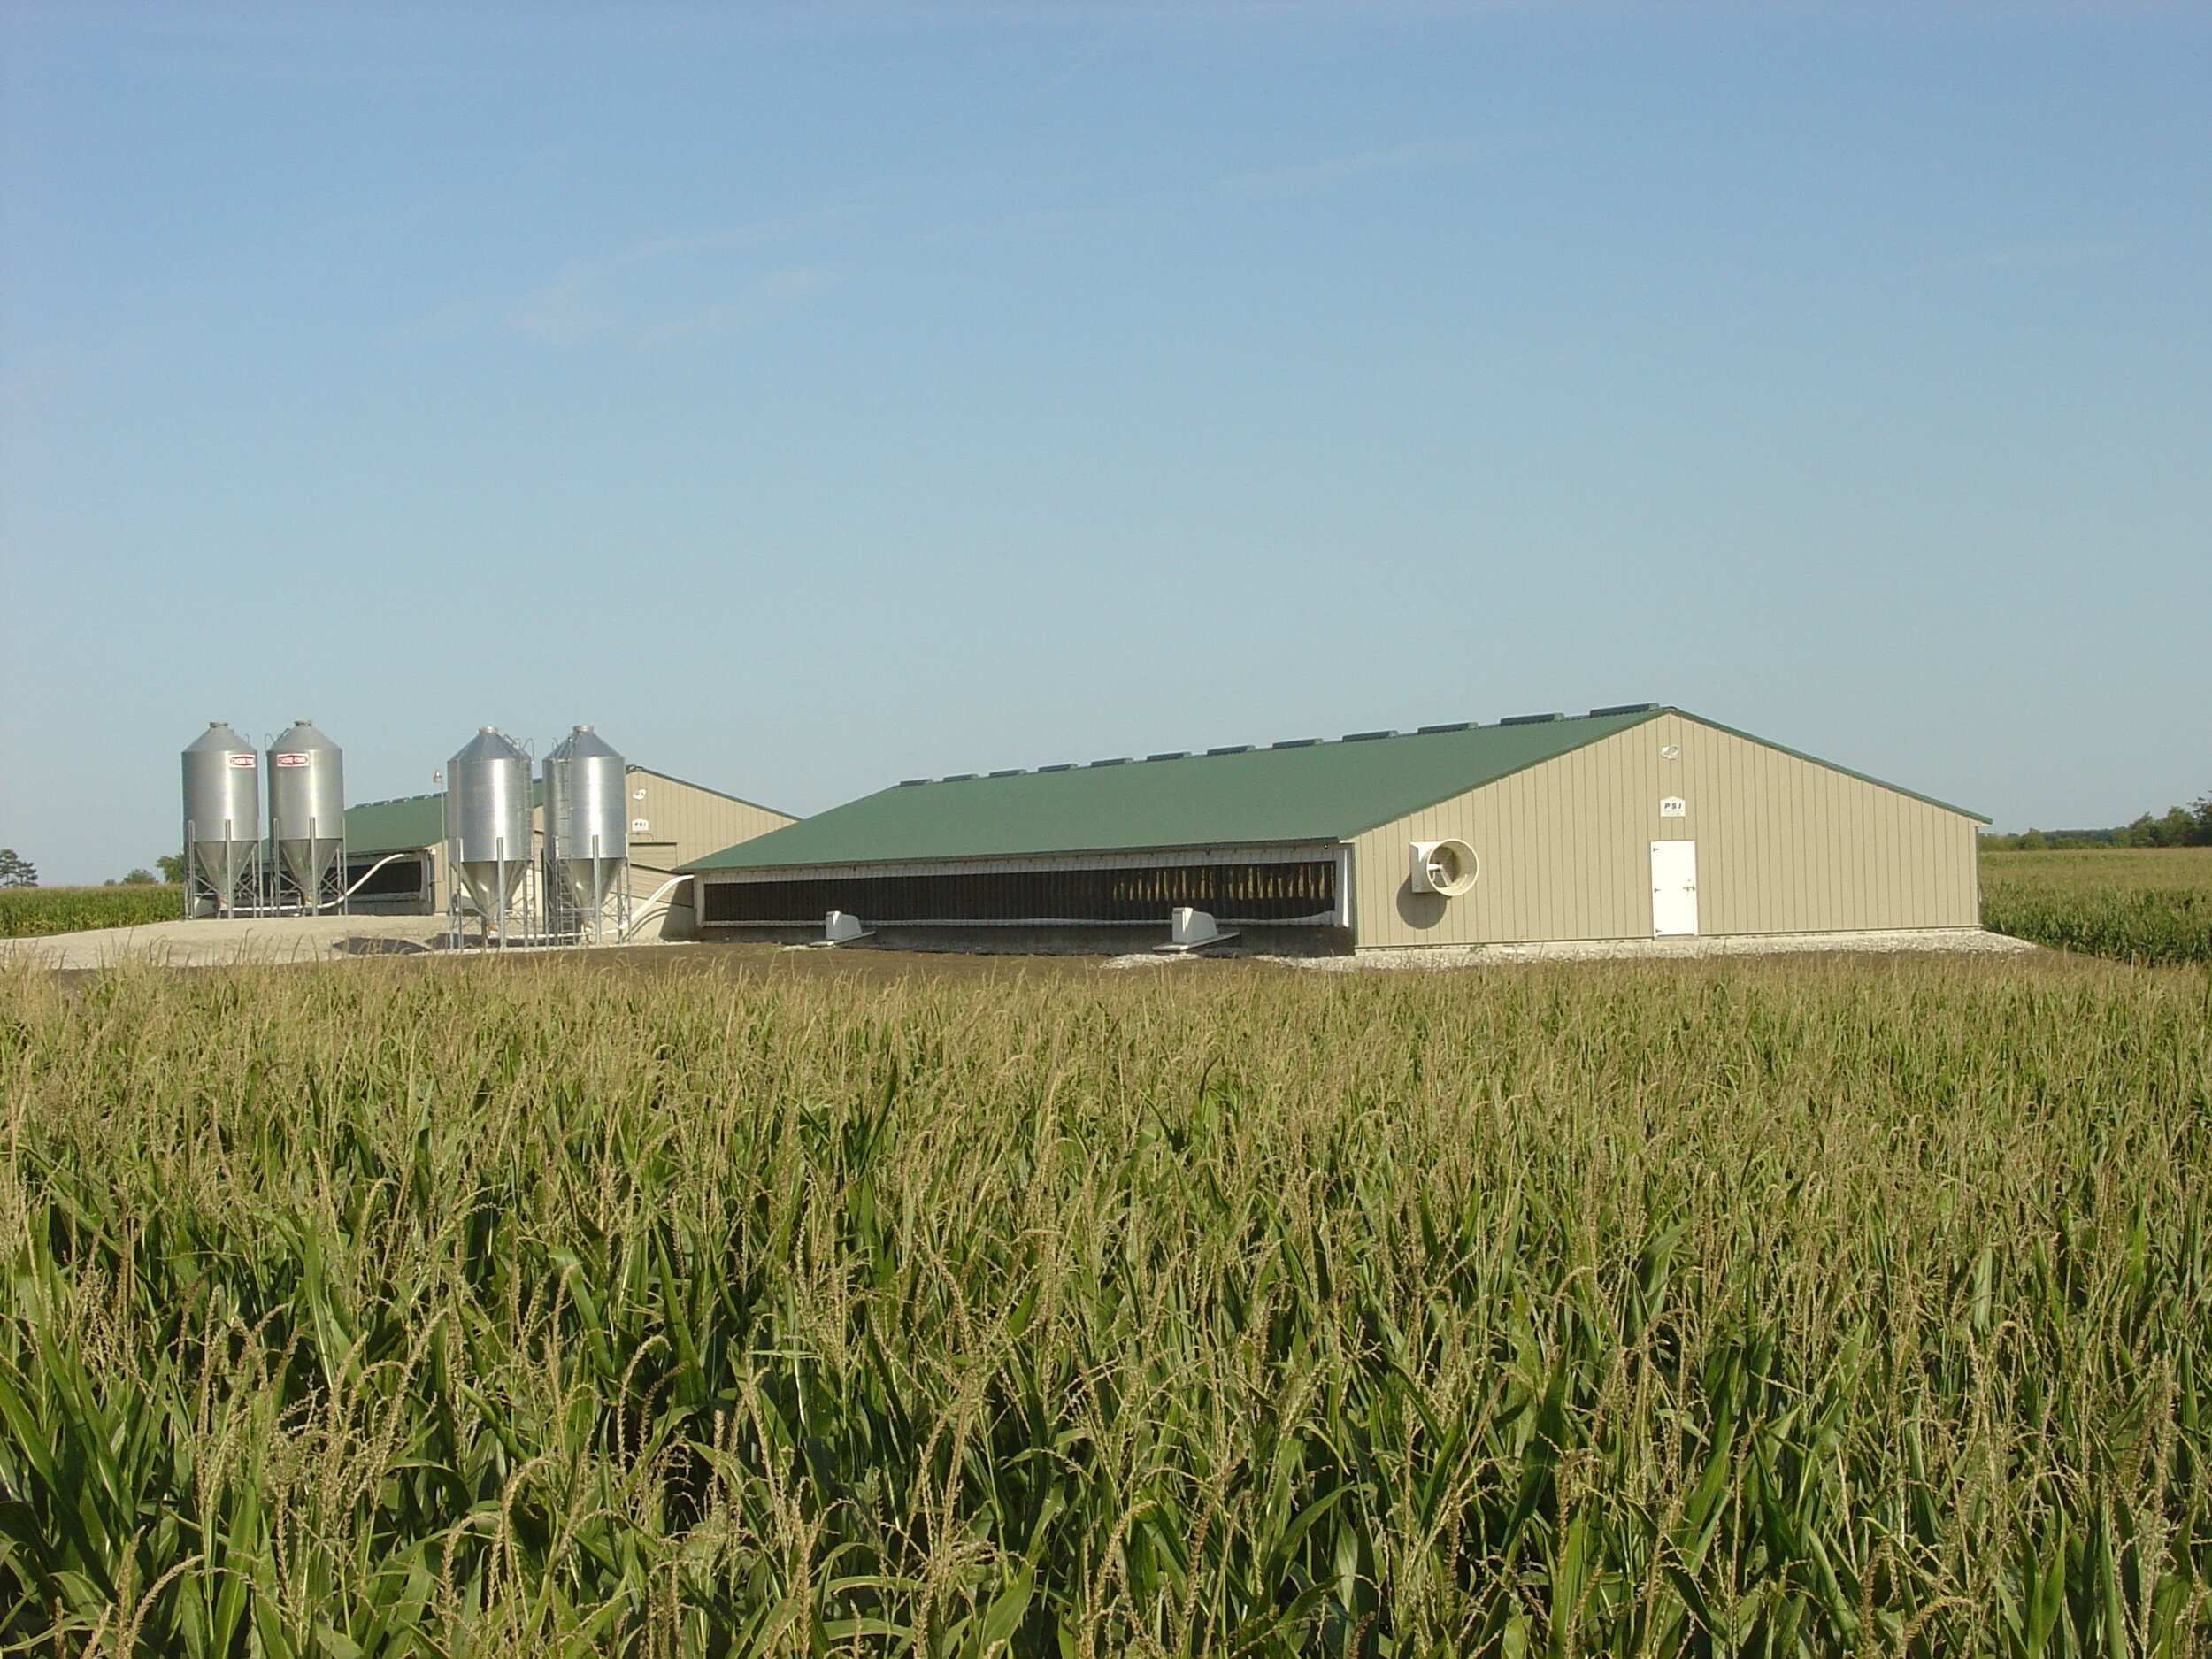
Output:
[
  {"xmin": 1589, "ymin": 702, "xmax": 1661, "ymax": 717},
  {"xmin": 1146, "ymin": 751, "xmax": 1190, "ymax": 762},
  {"xmin": 942, "ymin": 772, "xmax": 979, "ymax": 782},
  {"xmin": 1206, "ymin": 744, "xmax": 1255, "ymax": 756},
  {"xmin": 1037, "ymin": 763, "xmax": 1076, "ymax": 773},
  {"xmin": 897, "ymin": 778, "xmax": 931, "ymax": 787},
  {"xmin": 1342, "ymin": 729, "xmax": 1396, "ymax": 742},
  {"xmin": 1272, "ymin": 737, "xmax": 1321, "ymax": 749},
  {"xmin": 1416, "ymin": 721, "xmax": 1473, "ymax": 734},
  {"xmin": 1500, "ymin": 712, "xmax": 1564, "ymax": 726},
  {"xmin": 1089, "ymin": 757, "xmax": 1129, "ymax": 768},
  {"xmin": 988, "ymin": 768, "xmax": 1025, "ymax": 778}
]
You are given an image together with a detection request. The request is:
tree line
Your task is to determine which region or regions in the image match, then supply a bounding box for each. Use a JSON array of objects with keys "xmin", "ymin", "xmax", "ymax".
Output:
[
  {"xmin": 0, "ymin": 850, "xmax": 186, "ymax": 889},
  {"xmin": 1983, "ymin": 789, "xmax": 2212, "ymax": 851}
]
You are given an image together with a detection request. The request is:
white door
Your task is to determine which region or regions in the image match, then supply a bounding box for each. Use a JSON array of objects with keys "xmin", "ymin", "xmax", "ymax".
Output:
[{"xmin": 1651, "ymin": 840, "xmax": 1699, "ymax": 937}]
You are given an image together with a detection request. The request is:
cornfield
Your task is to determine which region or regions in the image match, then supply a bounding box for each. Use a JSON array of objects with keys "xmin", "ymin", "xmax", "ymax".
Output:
[
  {"xmin": 1982, "ymin": 849, "xmax": 2212, "ymax": 964},
  {"xmin": 1, "ymin": 952, "xmax": 2207, "ymax": 1655},
  {"xmin": 0, "ymin": 884, "xmax": 182, "ymax": 939}
]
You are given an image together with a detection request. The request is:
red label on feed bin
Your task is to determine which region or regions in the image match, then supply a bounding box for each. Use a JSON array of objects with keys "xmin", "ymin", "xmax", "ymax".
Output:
[
  {"xmin": 227, "ymin": 754, "xmax": 256, "ymax": 768},
  {"xmin": 275, "ymin": 753, "xmax": 309, "ymax": 767}
]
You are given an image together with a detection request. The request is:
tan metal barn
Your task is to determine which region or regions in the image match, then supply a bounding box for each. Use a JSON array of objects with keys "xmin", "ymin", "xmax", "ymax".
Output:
[
  {"xmin": 346, "ymin": 766, "xmax": 793, "ymax": 935},
  {"xmin": 684, "ymin": 704, "xmax": 1986, "ymax": 954}
]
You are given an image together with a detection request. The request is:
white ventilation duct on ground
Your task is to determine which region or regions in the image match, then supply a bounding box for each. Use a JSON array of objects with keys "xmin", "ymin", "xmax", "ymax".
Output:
[{"xmin": 1168, "ymin": 907, "xmax": 1235, "ymax": 950}]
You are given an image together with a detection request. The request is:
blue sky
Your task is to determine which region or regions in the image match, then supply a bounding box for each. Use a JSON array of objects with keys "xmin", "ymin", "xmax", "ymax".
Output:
[{"xmin": 3, "ymin": 3, "xmax": 2207, "ymax": 882}]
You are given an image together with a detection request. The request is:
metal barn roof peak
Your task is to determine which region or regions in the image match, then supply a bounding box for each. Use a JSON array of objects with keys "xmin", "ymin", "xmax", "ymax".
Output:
[{"xmin": 685, "ymin": 706, "xmax": 1682, "ymax": 873}]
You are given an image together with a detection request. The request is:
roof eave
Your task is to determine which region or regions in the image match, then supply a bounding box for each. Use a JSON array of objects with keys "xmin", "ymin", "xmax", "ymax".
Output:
[
  {"xmin": 626, "ymin": 765, "xmax": 794, "ymax": 821},
  {"xmin": 1673, "ymin": 710, "xmax": 1991, "ymax": 823},
  {"xmin": 683, "ymin": 834, "xmax": 1350, "ymax": 876},
  {"xmin": 1336, "ymin": 705, "xmax": 1668, "ymax": 838}
]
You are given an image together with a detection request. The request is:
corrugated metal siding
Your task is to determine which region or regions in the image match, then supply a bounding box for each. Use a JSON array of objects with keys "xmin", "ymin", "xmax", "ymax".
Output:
[
  {"xmin": 1350, "ymin": 713, "xmax": 1980, "ymax": 947},
  {"xmin": 622, "ymin": 772, "xmax": 791, "ymax": 901}
]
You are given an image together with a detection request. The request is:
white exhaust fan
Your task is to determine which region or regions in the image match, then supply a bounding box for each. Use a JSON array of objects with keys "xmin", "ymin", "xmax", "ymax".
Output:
[{"xmin": 1409, "ymin": 839, "xmax": 1479, "ymax": 897}]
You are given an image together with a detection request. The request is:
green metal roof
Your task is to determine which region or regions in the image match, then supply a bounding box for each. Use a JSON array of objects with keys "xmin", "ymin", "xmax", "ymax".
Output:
[
  {"xmin": 687, "ymin": 706, "xmax": 1991, "ymax": 874},
  {"xmin": 686, "ymin": 708, "xmax": 1669, "ymax": 872},
  {"xmin": 344, "ymin": 781, "xmax": 546, "ymax": 856},
  {"xmin": 344, "ymin": 793, "xmax": 449, "ymax": 856}
]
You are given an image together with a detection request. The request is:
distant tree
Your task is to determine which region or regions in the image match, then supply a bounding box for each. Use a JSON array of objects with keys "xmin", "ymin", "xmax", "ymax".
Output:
[
  {"xmin": 2001, "ymin": 796, "xmax": 2212, "ymax": 851},
  {"xmin": 2111, "ymin": 803, "xmax": 2212, "ymax": 849},
  {"xmin": 119, "ymin": 869, "xmax": 158, "ymax": 886},
  {"xmin": 0, "ymin": 849, "xmax": 34, "ymax": 888},
  {"xmin": 157, "ymin": 852, "xmax": 185, "ymax": 884}
]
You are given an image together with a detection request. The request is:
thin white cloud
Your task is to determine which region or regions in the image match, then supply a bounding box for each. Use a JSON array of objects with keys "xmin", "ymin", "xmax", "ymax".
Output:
[
  {"xmin": 399, "ymin": 219, "xmax": 847, "ymax": 351},
  {"xmin": 505, "ymin": 264, "xmax": 620, "ymax": 348},
  {"xmin": 398, "ymin": 134, "xmax": 1509, "ymax": 351},
  {"xmin": 633, "ymin": 268, "xmax": 849, "ymax": 348}
]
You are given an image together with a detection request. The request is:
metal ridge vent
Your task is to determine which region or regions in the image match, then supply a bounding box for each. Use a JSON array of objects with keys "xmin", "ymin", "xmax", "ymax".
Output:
[
  {"xmin": 1589, "ymin": 702, "xmax": 1661, "ymax": 717},
  {"xmin": 1499, "ymin": 712, "xmax": 1564, "ymax": 726},
  {"xmin": 1146, "ymin": 750, "xmax": 1191, "ymax": 762},
  {"xmin": 1272, "ymin": 737, "xmax": 1321, "ymax": 749},
  {"xmin": 1089, "ymin": 757, "xmax": 1129, "ymax": 767},
  {"xmin": 1037, "ymin": 763, "xmax": 1076, "ymax": 773},
  {"xmin": 941, "ymin": 772, "xmax": 979, "ymax": 782},
  {"xmin": 1207, "ymin": 744, "xmax": 1255, "ymax": 755},
  {"xmin": 1416, "ymin": 721, "xmax": 1473, "ymax": 734},
  {"xmin": 897, "ymin": 778, "xmax": 932, "ymax": 787},
  {"xmin": 1342, "ymin": 729, "xmax": 1396, "ymax": 742},
  {"xmin": 988, "ymin": 768, "xmax": 1025, "ymax": 778}
]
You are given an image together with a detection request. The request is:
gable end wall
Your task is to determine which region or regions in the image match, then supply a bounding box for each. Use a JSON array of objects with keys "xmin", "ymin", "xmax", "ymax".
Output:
[
  {"xmin": 411, "ymin": 777, "xmax": 793, "ymax": 916},
  {"xmin": 1349, "ymin": 713, "xmax": 1980, "ymax": 948},
  {"xmin": 626, "ymin": 772, "xmax": 795, "ymax": 882}
]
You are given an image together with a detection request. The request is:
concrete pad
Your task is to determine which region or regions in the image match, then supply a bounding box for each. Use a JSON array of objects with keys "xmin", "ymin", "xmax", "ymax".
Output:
[
  {"xmin": 1295, "ymin": 927, "xmax": 2038, "ymax": 970},
  {"xmin": 0, "ymin": 913, "xmax": 450, "ymax": 971}
]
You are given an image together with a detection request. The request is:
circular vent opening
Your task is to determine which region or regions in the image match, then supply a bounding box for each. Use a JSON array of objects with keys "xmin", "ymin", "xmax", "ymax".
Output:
[{"xmin": 1409, "ymin": 838, "xmax": 1479, "ymax": 898}]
